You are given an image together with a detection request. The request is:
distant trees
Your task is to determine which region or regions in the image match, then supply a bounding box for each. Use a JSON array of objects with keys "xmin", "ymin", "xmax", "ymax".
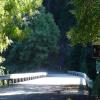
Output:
[
  {"xmin": 43, "ymin": 0, "xmax": 76, "ymax": 70},
  {"xmin": 44, "ymin": 0, "xmax": 76, "ymax": 33},
  {"xmin": 19, "ymin": 8, "xmax": 60, "ymax": 67},
  {"xmin": 43, "ymin": 0, "xmax": 97, "ymax": 76}
]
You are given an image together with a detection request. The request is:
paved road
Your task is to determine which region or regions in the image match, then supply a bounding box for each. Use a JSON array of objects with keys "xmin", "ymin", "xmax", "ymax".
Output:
[
  {"xmin": 0, "ymin": 74, "xmax": 91, "ymax": 100},
  {"xmin": 0, "ymin": 93, "xmax": 96, "ymax": 100}
]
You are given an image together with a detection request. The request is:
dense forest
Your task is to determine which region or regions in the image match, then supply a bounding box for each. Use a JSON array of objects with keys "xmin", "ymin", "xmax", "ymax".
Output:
[{"xmin": 0, "ymin": 0, "xmax": 100, "ymax": 96}]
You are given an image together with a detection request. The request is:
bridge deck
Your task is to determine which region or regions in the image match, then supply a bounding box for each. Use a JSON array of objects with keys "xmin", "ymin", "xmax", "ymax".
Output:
[
  {"xmin": 0, "ymin": 73, "xmax": 92, "ymax": 100},
  {"xmin": 15, "ymin": 76, "xmax": 86, "ymax": 85}
]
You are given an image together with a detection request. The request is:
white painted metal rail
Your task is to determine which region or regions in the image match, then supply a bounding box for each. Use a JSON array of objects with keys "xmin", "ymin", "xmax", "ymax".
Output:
[
  {"xmin": 0, "ymin": 72, "xmax": 48, "ymax": 85},
  {"xmin": 67, "ymin": 71, "xmax": 93, "ymax": 88}
]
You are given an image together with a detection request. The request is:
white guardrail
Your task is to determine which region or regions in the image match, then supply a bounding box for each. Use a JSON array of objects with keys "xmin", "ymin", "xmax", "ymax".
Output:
[
  {"xmin": 0, "ymin": 72, "xmax": 48, "ymax": 85},
  {"xmin": 67, "ymin": 71, "xmax": 93, "ymax": 88}
]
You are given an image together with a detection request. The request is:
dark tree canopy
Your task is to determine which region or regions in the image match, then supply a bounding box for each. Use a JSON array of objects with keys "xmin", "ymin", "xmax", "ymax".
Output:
[{"xmin": 5, "ymin": 7, "xmax": 60, "ymax": 72}]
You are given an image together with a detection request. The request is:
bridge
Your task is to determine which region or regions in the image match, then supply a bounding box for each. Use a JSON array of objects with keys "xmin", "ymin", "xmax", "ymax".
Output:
[{"xmin": 0, "ymin": 71, "xmax": 94, "ymax": 100}]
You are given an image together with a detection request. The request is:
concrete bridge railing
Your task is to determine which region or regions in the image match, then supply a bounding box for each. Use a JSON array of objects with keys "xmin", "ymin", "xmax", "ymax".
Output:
[{"xmin": 0, "ymin": 72, "xmax": 48, "ymax": 85}]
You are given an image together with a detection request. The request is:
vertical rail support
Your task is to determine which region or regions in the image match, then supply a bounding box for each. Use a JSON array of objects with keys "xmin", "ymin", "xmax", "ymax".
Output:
[
  {"xmin": 8, "ymin": 79, "xmax": 12, "ymax": 85},
  {"xmin": 2, "ymin": 80, "xmax": 5, "ymax": 86}
]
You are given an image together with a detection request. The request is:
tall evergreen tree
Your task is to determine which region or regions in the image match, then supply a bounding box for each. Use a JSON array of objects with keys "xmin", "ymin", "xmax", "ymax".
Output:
[
  {"xmin": 43, "ymin": 0, "xmax": 76, "ymax": 69},
  {"xmin": 5, "ymin": 7, "xmax": 60, "ymax": 72}
]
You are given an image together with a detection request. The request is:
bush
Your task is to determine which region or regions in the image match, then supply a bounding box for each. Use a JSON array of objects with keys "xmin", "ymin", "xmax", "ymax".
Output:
[{"xmin": 93, "ymin": 74, "xmax": 100, "ymax": 96}]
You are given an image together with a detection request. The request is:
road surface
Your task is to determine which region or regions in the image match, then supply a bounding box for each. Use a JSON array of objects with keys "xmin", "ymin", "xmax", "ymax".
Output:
[{"xmin": 0, "ymin": 73, "xmax": 93, "ymax": 100}]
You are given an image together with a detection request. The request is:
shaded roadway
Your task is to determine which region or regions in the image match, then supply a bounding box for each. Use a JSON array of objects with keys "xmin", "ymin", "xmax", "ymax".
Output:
[{"xmin": 0, "ymin": 73, "xmax": 96, "ymax": 100}]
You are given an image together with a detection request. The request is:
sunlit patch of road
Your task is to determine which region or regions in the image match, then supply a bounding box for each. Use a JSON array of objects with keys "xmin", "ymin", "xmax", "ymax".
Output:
[{"xmin": 16, "ymin": 76, "xmax": 86, "ymax": 85}]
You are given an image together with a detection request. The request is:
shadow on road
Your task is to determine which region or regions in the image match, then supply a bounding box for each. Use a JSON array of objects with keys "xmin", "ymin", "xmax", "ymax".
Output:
[{"xmin": 0, "ymin": 93, "xmax": 96, "ymax": 100}]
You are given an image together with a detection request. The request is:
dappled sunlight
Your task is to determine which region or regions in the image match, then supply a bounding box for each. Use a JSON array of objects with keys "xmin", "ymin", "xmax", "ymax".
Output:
[
  {"xmin": 0, "ymin": 74, "xmax": 88, "ymax": 97},
  {"xmin": 0, "ymin": 84, "xmax": 54, "ymax": 96}
]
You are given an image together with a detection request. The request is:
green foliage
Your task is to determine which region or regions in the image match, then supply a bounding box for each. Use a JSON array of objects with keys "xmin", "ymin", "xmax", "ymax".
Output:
[
  {"xmin": 67, "ymin": 0, "xmax": 100, "ymax": 94},
  {"xmin": 0, "ymin": 66, "xmax": 8, "ymax": 86},
  {"xmin": 6, "ymin": 7, "xmax": 60, "ymax": 71},
  {"xmin": 80, "ymin": 62, "xmax": 88, "ymax": 73},
  {"xmin": 0, "ymin": 0, "xmax": 43, "ymax": 74},
  {"xmin": 68, "ymin": 45, "xmax": 82, "ymax": 70},
  {"xmin": 0, "ymin": 0, "xmax": 42, "ymax": 54},
  {"xmin": 0, "ymin": 66, "xmax": 7, "ymax": 75},
  {"xmin": 0, "ymin": 0, "xmax": 12, "ymax": 65},
  {"xmin": 0, "ymin": 35, "xmax": 12, "ymax": 54},
  {"xmin": 44, "ymin": 0, "xmax": 96, "ymax": 78},
  {"xmin": 44, "ymin": 0, "xmax": 77, "ymax": 71},
  {"xmin": 44, "ymin": 0, "xmax": 75, "ymax": 33},
  {"xmin": 67, "ymin": 0, "xmax": 100, "ymax": 45},
  {"xmin": 0, "ymin": 0, "xmax": 43, "ymax": 40},
  {"xmin": 93, "ymin": 74, "xmax": 100, "ymax": 96}
]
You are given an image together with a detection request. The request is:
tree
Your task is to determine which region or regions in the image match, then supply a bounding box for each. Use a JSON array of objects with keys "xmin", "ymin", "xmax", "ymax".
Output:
[
  {"xmin": 44, "ymin": 0, "xmax": 76, "ymax": 33},
  {"xmin": 2, "ymin": 0, "xmax": 43, "ymax": 40},
  {"xmin": 0, "ymin": 0, "xmax": 43, "ymax": 72},
  {"xmin": 44, "ymin": 0, "xmax": 76, "ymax": 70},
  {"xmin": 20, "ymin": 7, "xmax": 60, "ymax": 67},
  {"xmin": 5, "ymin": 7, "xmax": 60, "ymax": 72},
  {"xmin": 69, "ymin": 45, "xmax": 82, "ymax": 71},
  {"xmin": 67, "ymin": 0, "xmax": 100, "ymax": 45},
  {"xmin": 66, "ymin": 0, "xmax": 100, "ymax": 95},
  {"xmin": 93, "ymin": 74, "xmax": 100, "ymax": 96},
  {"xmin": 0, "ymin": 0, "xmax": 12, "ymax": 75}
]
